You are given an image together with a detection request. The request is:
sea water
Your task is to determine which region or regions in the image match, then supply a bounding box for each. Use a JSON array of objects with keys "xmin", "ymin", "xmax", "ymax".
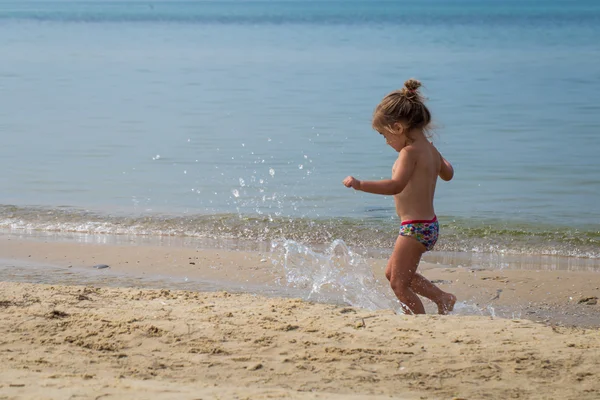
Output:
[{"xmin": 1, "ymin": 1, "xmax": 600, "ymax": 273}]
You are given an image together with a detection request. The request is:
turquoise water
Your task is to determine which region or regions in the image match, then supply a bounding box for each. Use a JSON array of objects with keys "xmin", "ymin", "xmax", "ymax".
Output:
[{"xmin": 1, "ymin": 1, "xmax": 600, "ymax": 258}]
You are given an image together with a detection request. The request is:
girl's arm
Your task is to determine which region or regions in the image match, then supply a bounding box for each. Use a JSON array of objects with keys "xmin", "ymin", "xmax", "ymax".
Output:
[
  {"xmin": 439, "ymin": 156, "xmax": 454, "ymax": 181},
  {"xmin": 431, "ymin": 142, "xmax": 454, "ymax": 181},
  {"xmin": 343, "ymin": 148, "xmax": 417, "ymax": 195},
  {"xmin": 440, "ymin": 157, "xmax": 454, "ymax": 181}
]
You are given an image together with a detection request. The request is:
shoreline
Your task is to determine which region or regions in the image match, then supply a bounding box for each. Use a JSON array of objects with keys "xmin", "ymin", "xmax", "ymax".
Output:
[
  {"xmin": 1, "ymin": 282, "xmax": 599, "ymax": 399},
  {"xmin": 1, "ymin": 234, "xmax": 599, "ymax": 328},
  {"xmin": 3, "ymin": 206, "xmax": 600, "ymax": 260},
  {"xmin": 3, "ymin": 228, "xmax": 599, "ymax": 272}
]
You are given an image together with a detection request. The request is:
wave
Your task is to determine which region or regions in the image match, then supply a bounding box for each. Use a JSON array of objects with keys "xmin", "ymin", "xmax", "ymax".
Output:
[{"xmin": 1, "ymin": 205, "xmax": 599, "ymax": 259}]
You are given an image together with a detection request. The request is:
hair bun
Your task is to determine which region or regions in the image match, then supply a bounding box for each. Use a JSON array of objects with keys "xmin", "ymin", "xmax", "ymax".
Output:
[{"xmin": 403, "ymin": 78, "xmax": 422, "ymax": 92}]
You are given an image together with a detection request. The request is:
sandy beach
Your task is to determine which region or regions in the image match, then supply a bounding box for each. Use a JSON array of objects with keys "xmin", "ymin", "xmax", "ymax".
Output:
[
  {"xmin": 0, "ymin": 281, "xmax": 599, "ymax": 400},
  {"xmin": 0, "ymin": 235, "xmax": 599, "ymax": 399}
]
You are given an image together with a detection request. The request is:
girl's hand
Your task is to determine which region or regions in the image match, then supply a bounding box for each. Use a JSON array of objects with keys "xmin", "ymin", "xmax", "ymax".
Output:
[{"xmin": 343, "ymin": 176, "xmax": 361, "ymax": 190}]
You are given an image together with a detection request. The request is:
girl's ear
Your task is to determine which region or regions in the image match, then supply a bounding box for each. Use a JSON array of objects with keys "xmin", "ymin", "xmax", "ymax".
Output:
[{"xmin": 392, "ymin": 122, "xmax": 405, "ymax": 135}]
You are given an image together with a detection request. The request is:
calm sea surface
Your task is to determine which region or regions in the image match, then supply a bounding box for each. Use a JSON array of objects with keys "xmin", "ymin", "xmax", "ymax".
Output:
[{"xmin": 1, "ymin": 0, "xmax": 600, "ymax": 259}]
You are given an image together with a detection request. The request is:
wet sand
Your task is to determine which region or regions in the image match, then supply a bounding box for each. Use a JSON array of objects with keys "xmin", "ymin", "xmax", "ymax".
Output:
[{"xmin": 1, "ymin": 235, "xmax": 599, "ymax": 327}]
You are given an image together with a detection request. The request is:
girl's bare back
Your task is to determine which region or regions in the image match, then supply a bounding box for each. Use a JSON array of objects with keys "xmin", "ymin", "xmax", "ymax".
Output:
[{"xmin": 393, "ymin": 139, "xmax": 441, "ymax": 221}]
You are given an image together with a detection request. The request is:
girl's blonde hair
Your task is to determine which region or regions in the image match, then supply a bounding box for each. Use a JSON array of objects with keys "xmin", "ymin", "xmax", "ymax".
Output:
[{"xmin": 372, "ymin": 79, "xmax": 431, "ymax": 140}]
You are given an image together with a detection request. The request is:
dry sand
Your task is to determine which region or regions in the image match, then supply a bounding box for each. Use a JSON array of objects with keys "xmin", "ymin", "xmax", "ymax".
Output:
[
  {"xmin": 1, "ymin": 235, "xmax": 600, "ymax": 399},
  {"xmin": 0, "ymin": 282, "xmax": 599, "ymax": 399}
]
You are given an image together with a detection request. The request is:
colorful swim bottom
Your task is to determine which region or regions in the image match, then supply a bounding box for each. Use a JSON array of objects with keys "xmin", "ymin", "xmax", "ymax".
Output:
[{"xmin": 399, "ymin": 216, "xmax": 439, "ymax": 251}]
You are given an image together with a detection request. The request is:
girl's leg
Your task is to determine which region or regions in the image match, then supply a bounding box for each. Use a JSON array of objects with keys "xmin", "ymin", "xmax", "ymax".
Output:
[
  {"xmin": 410, "ymin": 273, "xmax": 457, "ymax": 315},
  {"xmin": 385, "ymin": 235, "xmax": 427, "ymax": 314}
]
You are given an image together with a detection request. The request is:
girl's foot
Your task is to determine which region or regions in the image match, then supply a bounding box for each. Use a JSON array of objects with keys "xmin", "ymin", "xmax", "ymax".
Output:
[{"xmin": 437, "ymin": 293, "xmax": 456, "ymax": 315}]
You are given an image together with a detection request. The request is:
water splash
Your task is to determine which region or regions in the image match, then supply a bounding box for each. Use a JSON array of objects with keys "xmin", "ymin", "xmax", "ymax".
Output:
[
  {"xmin": 453, "ymin": 301, "xmax": 485, "ymax": 315},
  {"xmin": 271, "ymin": 239, "xmax": 404, "ymax": 313},
  {"xmin": 452, "ymin": 301, "xmax": 505, "ymax": 319}
]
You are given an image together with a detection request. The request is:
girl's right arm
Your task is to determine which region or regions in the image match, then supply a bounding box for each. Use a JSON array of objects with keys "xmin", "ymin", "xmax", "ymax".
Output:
[{"xmin": 343, "ymin": 147, "xmax": 417, "ymax": 195}]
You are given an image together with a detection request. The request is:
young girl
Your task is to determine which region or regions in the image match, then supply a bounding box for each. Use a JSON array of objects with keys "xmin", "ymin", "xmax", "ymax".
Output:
[{"xmin": 343, "ymin": 79, "xmax": 456, "ymax": 315}]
